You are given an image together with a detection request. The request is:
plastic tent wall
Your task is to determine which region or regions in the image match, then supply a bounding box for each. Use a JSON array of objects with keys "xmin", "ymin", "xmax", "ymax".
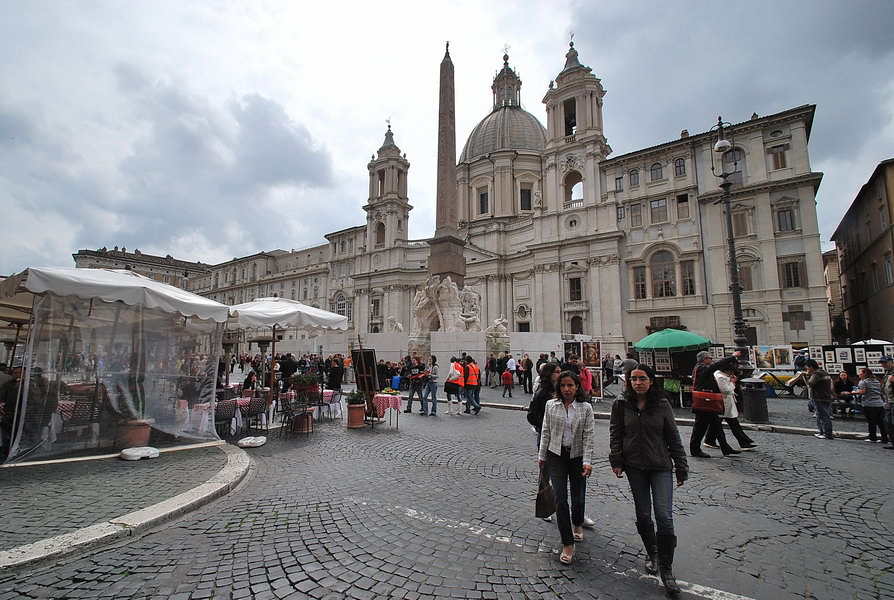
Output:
[{"xmin": 3, "ymin": 291, "xmax": 224, "ymax": 464}]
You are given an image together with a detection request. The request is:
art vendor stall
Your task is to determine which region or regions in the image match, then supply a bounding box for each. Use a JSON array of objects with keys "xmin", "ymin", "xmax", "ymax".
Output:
[
  {"xmin": 634, "ymin": 329, "xmax": 713, "ymax": 406},
  {"xmin": 0, "ymin": 267, "xmax": 230, "ymax": 464}
]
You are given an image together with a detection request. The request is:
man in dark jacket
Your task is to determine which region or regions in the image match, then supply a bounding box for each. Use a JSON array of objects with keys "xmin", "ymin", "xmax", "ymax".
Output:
[{"xmin": 690, "ymin": 350, "xmax": 742, "ymax": 458}]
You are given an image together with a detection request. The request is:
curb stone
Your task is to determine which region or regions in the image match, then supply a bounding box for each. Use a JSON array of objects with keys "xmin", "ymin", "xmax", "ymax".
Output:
[{"xmin": 0, "ymin": 444, "xmax": 250, "ymax": 574}]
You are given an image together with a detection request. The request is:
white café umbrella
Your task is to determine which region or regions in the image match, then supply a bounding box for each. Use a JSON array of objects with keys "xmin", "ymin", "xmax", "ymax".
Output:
[
  {"xmin": 228, "ymin": 297, "xmax": 348, "ymax": 404},
  {"xmin": 852, "ymin": 339, "xmax": 893, "ymax": 345}
]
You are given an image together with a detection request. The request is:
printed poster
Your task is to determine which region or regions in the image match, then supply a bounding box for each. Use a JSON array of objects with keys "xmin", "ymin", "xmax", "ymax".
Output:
[
  {"xmin": 885, "ymin": 345, "xmax": 894, "ymax": 357},
  {"xmin": 853, "ymin": 347, "xmax": 867, "ymax": 363},
  {"xmin": 809, "ymin": 347, "xmax": 824, "ymax": 361},
  {"xmin": 866, "ymin": 351, "xmax": 882, "ymax": 363},
  {"xmin": 870, "ymin": 365, "xmax": 885, "ymax": 374},
  {"xmin": 563, "ymin": 341, "xmax": 582, "ymax": 361},
  {"xmin": 710, "ymin": 345, "xmax": 726, "ymax": 359},
  {"xmin": 754, "ymin": 346, "xmax": 775, "ymax": 368},
  {"xmin": 826, "ymin": 363, "xmax": 844, "ymax": 374},
  {"xmin": 582, "ymin": 341, "xmax": 601, "ymax": 367},
  {"xmin": 824, "ymin": 351, "xmax": 836, "ymax": 364},
  {"xmin": 772, "ymin": 346, "xmax": 794, "ymax": 369},
  {"xmin": 641, "ymin": 352, "xmax": 654, "ymax": 368},
  {"xmin": 836, "ymin": 348, "xmax": 853, "ymax": 363},
  {"xmin": 654, "ymin": 351, "xmax": 671, "ymax": 372},
  {"xmin": 589, "ymin": 368, "xmax": 602, "ymax": 399}
]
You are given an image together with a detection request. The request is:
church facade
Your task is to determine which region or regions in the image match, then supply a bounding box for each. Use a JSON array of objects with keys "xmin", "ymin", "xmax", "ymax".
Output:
[{"xmin": 182, "ymin": 43, "xmax": 830, "ymax": 351}]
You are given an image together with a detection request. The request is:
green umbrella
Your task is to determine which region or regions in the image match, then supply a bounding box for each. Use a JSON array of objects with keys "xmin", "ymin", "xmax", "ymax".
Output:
[{"xmin": 634, "ymin": 329, "xmax": 711, "ymax": 352}]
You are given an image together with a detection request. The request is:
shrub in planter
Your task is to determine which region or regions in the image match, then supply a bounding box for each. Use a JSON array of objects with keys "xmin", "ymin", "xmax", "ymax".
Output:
[{"xmin": 345, "ymin": 390, "xmax": 368, "ymax": 429}]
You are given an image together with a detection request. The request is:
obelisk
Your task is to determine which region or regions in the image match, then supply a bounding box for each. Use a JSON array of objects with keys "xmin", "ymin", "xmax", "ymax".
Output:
[{"xmin": 428, "ymin": 42, "xmax": 466, "ymax": 287}]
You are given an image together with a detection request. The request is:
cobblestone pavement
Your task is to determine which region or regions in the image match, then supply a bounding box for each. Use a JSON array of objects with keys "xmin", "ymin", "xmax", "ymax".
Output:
[
  {"xmin": 474, "ymin": 380, "xmax": 874, "ymax": 434},
  {"xmin": 1, "ymin": 409, "xmax": 892, "ymax": 599},
  {"xmin": 0, "ymin": 445, "xmax": 227, "ymax": 551}
]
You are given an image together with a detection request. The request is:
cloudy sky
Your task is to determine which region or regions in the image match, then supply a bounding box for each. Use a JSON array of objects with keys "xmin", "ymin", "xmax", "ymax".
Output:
[{"xmin": 2, "ymin": 0, "xmax": 893, "ymax": 274}]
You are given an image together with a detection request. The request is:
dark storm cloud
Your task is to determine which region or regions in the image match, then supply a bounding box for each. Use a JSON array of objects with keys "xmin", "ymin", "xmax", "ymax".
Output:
[{"xmin": 571, "ymin": 0, "xmax": 894, "ymax": 160}]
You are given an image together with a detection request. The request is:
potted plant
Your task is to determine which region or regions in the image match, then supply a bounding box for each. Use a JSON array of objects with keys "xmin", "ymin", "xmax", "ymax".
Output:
[
  {"xmin": 345, "ymin": 389, "xmax": 368, "ymax": 429},
  {"xmin": 291, "ymin": 373, "xmax": 320, "ymax": 394},
  {"xmin": 114, "ymin": 375, "xmax": 156, "ymax": 448}
]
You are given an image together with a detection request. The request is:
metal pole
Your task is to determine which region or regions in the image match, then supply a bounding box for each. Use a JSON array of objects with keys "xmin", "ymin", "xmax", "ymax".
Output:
[{"xmin": 720, "ymin": 176, "xmax": 752, "ymax": 376}]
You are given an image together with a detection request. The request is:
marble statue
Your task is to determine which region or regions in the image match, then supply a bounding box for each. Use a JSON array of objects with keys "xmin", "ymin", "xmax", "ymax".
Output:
[
  {"xmin": 386, "ymin": 316, "xmax": 404, "ymax": 333},
  {"xmin": 410, "ymin": 275, "xmax": 482, "ymax": 333}
]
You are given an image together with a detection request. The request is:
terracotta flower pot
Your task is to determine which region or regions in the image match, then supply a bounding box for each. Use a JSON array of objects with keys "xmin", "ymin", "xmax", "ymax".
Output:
[
  {"xmin": 116, "ymin": 418, "xmax": 156, "ymax": 448},
  {"xmin": 346, "ymin": 403, "xmax": 366, "ymax": 429}
]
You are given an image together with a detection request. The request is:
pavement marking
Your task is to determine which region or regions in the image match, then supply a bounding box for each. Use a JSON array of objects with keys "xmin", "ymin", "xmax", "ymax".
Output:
[{"xmin": 347, "ymin": 496, "xmax": 757, "ymax": 600}]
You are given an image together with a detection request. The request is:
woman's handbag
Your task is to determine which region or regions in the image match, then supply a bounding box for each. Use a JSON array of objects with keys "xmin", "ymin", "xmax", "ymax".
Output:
[
  {"xmin": 535, "ymin": 464, "xmax": 556, "ymax": 518},
  {"xmin": 691, "ymin": 390, "xmax": 724, "ymax": 413}
]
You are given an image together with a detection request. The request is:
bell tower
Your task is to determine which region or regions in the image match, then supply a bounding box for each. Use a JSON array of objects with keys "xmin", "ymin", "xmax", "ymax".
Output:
[
  {"xmin": 542, "ymin": 41, "xmax": 611, "ymax": 210},
  {"xmin": 364, "ymin": 124, "xmax": 412, "ymax": 251}
]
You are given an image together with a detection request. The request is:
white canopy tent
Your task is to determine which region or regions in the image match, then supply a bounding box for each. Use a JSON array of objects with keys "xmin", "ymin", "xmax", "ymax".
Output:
[
  {"xmin": 228, "ymin": 297, "xmax": 348, "ymax": 404},
  {"xmin": 0, "ymin": 267, "xmax": 230, "ymax": 464}
]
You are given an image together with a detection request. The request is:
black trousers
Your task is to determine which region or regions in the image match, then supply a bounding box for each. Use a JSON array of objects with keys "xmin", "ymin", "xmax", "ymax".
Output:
[
  {"xmin": 690, "ymin": 411, "xmax": 732, "ymax": 453},
  {"xmin": 705, "ymin": 417, "xmax": 754, "ymax": 447}
]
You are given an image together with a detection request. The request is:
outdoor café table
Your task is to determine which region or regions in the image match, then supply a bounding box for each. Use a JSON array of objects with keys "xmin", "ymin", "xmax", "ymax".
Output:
[
  {"xmin": 311, "ymin": 389, "xmax": 339, "ymax": 421},
  {"xmin": 372, "ymin": 393, "xmax": 403, "ymax": 429}
]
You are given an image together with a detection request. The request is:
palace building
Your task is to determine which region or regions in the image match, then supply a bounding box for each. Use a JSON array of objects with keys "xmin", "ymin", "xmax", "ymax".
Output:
[{"xmin": 79, "ymin": 43, "xmax": 831, "ymax": 352}]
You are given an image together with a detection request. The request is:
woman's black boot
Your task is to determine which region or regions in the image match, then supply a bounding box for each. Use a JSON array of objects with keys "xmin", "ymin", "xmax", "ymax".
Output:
[
  {"xmin": 656, "ymin": 533, "xmax": 681, "ymax": 594},
  {"xmin": 635, "ymin": 521, "xmax": 658, "ymax": 575}
]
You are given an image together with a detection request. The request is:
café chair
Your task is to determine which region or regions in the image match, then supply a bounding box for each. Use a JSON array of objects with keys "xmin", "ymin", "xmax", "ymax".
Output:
[{"xmin": 214, "ymin": 400, "xmax": 237, "ymax": 438}]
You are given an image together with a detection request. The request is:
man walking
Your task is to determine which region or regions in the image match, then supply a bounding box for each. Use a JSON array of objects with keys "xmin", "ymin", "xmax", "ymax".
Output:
[{"xmin": 690, "ymin": 350, "xmax": 742, "ymax": 458}]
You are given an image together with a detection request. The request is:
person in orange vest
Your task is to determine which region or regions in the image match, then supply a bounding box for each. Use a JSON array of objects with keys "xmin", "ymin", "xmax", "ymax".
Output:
[
  {"xmin": 464, "ymin": 356, "xmax": 482, "ymax": 415},
  {"xmin": 444, "ymin": 357, "xmax": 465, "ymax": 415}
]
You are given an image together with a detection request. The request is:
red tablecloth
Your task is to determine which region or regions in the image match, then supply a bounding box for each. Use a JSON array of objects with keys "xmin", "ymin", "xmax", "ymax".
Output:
[
  {"xmin": 56, "ymin": 400, "xmax": 75, "ymax": 420},
  {"xmin": 372, "ymin": 394, "xmax": 402, "ymax": 418}
]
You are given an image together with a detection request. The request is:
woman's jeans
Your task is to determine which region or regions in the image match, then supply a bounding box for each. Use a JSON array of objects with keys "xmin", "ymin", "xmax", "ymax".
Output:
[
  {"xmin": 864, "ymin": 406, "xmax": 889, "ymax": 442},
  {"xmin": 626, "ymin": 467, "xmax": 675, "ymax": 535},
  {"xmin": 421, "ymin": 382, "xmax": 438, "ymax": 414},
  {"xmin": 547, "ymin": 448, "xmax": 586, "ymax": 547},
  {"xmin": 814, "ymin": 400, "xmax": 833, "ymax": 437}
]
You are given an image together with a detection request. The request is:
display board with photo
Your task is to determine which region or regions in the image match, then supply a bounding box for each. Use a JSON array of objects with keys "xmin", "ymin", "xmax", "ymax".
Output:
[
  {"xmin": 853, "ymin": 348, "xmax": 867, "ymax": 363},
  {"xmin": 824, "ymin": 351, "xmax": 836, "ymax": 364},
  {"xmin": 866, "ymin": 351, "xmax": 882, "ymax": 363},
  {"xmin": 641, "ymin": 352, "xmax": 654, "ymax": 368},
  {"xmin": 588, "ymin": 368, "xmax": 602, "ymax": 399},
  {"xmin": 826, "ymin": 363, "xmax": 844, "ymax": 374},
  {"xmin": 886, "ymin": 345, "xmax": 894, "ymax": 357},
  {"xmin": 836, "ymin": 348, "xmax": 853, "ymax": 363},
  {"xmin": 870, "ymin": 365, "xmax": 885, "ymax": 374},
  {"xmin": 772, "ymin": 346, "xmax": 794, "ymax": 369},
  {"xmin": 754, "ymin": 346, "xmax": 775, "ymax": 368},
  {"xmin": 710, "ymin": 345, "xmax": 726, "ymax": 359},
  {"xmin": 654, "ymin": 351, "xmax": 671, "ymax": 372},
  {"xmin": 564, "ymin": 341, "xmax": 582, "ymax": 361},
  {"xmin": 582, "ymin": 341, "xmax": 601, "ymax": 367},
  {"xmin": 809, "ymin": 347, "xmax": 824, "ymax": 361}
]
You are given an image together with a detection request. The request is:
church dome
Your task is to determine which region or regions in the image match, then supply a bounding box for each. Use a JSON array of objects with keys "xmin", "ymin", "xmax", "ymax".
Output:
[{"xmin": 459, "ymin": 106, "xmax": 547, "ymax": 163}]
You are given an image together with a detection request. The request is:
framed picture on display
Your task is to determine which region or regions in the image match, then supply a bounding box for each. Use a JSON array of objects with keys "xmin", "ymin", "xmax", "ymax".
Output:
[
  {"xmin": 885, "ymin": 345, "xmax": 894, "ymax": 357},
  {"xmin": 870, "ymin": 365, "xmax": 885, "ymax": 374},
  {"xmin": 836, "ymin": 348, "xmax": 852, "ymax": 363},
  {"xmin": 866, "ymin": 351, "xmax": 882, "ymax": 362},
  {"xmin": 564, "ymin": 341, "xmax": 582, "ymax": 361},
  {"xmin": 826, "ymin": 363, "xmax": 843, "ymax": 374},
  {"xmin": 773, "ymin": 346, "xmax": 793, "ymax": 369},
  {"xmin": 755, "ymin": 346, "xmax": 775, "ymax": 368},
  {"xmin": 654, "ymin": 351, "xmax": 671, "ymax": 372},
  {"xmin": 641, "ymin": 352, "xmax": 654, "ymax": 368},
  {"xmin": 589, "ymin": 368, "xmax": 602, "ymax": 399},
  {"xmin": 582, "ymin": 342, "xmax": 601, "ymax": 367},
  {"xmin": 809, "ymin": 347, "xmax": 823, "ymax": 361},
  {"xmin": 853, "ymin": 348, "xmax": 867, "ymax": 363},
  {"xmin": 824, "ymin": 351, "xmax": 836, "ymax": 364},
  {"xmin": 710, "ymin": 345, "xmax": 725, "ymax": 359}
]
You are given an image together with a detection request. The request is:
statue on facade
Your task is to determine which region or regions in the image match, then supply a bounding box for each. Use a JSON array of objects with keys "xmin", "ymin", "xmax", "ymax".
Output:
[
  {"xmin": 485, "ymin": 314, "xmax": 509, "ymax": 333},
  {"xmin": 409, "ymin": 275, "xmax": 483, "ymax": 333},
  {"xmin": 386, "ymin": 316, "xmax": 404, "ymax": 333}
]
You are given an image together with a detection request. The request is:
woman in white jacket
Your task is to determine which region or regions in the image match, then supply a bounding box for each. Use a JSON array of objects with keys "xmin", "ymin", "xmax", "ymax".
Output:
[
  {"xmin": 711, "ymin": 368, "xmax": 757, "ymax": 451},
  {"xmin": 537, "ymin": 370, "xmax": 595, "ymax": 565}
]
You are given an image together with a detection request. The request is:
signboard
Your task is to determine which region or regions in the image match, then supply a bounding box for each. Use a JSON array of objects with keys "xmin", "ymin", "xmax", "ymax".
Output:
[
  {"xmin": 351, "ymin": 348, "xmax": 379, "ymax": 393},
  {"xmin": 563, "ymin": 341, "xmax": 582, "ymax": 361}
]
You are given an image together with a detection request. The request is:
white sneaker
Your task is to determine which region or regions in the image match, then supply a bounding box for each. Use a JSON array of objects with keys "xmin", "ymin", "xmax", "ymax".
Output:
[
  {"xmin": 814, "ymin": 433, "xmax": 825, "ymax": 439},
  {"xmin": 583, "ymin": 516, "xmax": 595, "ymax": 528}
]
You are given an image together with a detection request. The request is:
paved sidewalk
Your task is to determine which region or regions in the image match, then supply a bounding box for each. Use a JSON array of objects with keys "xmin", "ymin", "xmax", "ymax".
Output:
[{"xmin": 0, "ymin": 442, "xmax": 249, "ymax": 573}]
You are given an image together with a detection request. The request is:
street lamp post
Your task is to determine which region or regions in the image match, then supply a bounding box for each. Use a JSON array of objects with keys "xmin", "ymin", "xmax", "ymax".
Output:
[{"xmin": 709, "ymin": 116, "xmax": 753, "ymax": 377}]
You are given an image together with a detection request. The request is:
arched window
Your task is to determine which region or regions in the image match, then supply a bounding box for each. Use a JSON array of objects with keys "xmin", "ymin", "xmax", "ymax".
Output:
[
  {"xmin": 674, "ymin": 158, "xmax": 686, "ymax": 177},
  {"xmin": 335, "ymin": 293, "xmax": 346, "ymax": 316},
  {"xmin": 375, "ymin": 222, "xmax": 385, "ymax": 246},
  {"xmin": 570, "ymin": 316, "xmax": 584, "ymax": 334},
  {"xmin": 651, "ymin": 251, "xmax": 676, "ymax": 297},
  {"xmin": 723, "ymin": 148, "xmax": 745, "ymax": 185},
  {"xmin": 564, "ymin": 171, "xmax": 583, "ymax": 207},
  {"xmin": 650, "ymin": 162, "xmax": 663, "ymax": 181},
  {"xmin": 629, "ymin": 169, "xmax": 639, "ymax": 187},
  {"xmin": 371, "ymin": 326, "xmax": 380, "ymax": 333}
]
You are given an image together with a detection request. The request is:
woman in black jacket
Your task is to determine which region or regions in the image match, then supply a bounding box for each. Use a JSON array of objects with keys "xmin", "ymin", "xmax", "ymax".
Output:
[
  {"xmin": 610, "ymin": 363, "xmax": 688, "ymax": 595},
  {"xmin": 527, "ymin": 362, "xmax": 562, "ymax": 447}
]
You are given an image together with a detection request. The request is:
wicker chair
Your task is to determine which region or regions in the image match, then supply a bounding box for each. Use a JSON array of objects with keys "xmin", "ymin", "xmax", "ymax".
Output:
[
  {"xmin": 214, "ymin": 400, "xmax": 237, "ymax": 437},
  {"xmin": 241, "ymin": 396, "xmax": 268, "ymax": 435}
]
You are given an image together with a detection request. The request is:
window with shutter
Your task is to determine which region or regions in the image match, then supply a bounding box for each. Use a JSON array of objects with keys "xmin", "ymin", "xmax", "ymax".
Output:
[
  {"xmin": 633, "ymin": 266, "xmax": 647, "ymax": 299},
  {"xmin": 739, "ymin": 264, "xmax": 754, "ymax": 291}
]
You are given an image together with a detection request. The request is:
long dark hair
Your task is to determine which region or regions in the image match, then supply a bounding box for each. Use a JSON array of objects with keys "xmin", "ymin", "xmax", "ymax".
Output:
[
  {"xmin": 622, "ymin": 363, "xmax": 665, "ymax": 406},
  {"xmin": 557, "ymin": 370, "xmax": 588, "ymax": 403},
  {"xmin": 538, "ymin": 361, "xmax": 561, "ymax": 396}
]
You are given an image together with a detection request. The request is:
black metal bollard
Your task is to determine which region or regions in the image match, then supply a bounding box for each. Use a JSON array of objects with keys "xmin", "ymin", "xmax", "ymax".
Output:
[{"xmin": 741, "ymin": 377, "xmax": 769, "ymax": 423}]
